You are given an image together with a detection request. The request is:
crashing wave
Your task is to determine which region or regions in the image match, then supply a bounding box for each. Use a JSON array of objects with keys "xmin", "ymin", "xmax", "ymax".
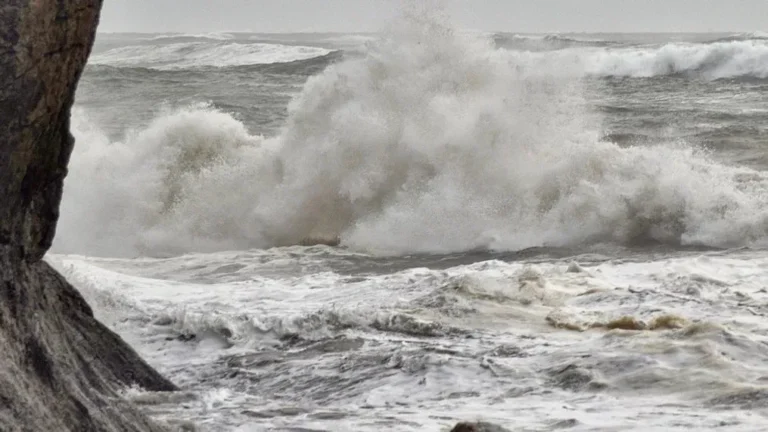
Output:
[{"xmin": 57, "ymin": 17, "xmax": 768, "ymax": 257}]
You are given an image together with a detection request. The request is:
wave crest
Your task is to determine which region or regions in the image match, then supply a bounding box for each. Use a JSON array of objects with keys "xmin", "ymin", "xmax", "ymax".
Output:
[
  {"xmin": 581, "ymin": 40, "xmax": 768, "ymax": 79},
  {"xmin": 89, "ymin": 41, "xmax": 331, "ymax": 69}
]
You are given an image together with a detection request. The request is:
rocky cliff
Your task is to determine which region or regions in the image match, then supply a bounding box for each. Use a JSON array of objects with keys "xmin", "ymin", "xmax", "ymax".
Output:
[{"xmin": 0, "ymin": 1, "xmax": 177, "ymax": 431}]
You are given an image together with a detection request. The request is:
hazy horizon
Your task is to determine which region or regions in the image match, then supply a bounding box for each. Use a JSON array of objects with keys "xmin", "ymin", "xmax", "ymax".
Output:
[
  {"xmin": 99, "ymin": 0, "xmax": 767, "ymax": 34},
  {"xmin": 96, "ymin": 30, "xmax": 758, "ymax": 35}
]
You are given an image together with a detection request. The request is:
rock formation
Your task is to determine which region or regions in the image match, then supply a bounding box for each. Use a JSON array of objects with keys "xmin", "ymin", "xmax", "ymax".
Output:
[
  {"xmin": 450, "ymin": 422, "xmax": 511, "ymax": 432},
  {"xmin": 1, "ymin": 1, "xmax": 177, "ymax": 431}
]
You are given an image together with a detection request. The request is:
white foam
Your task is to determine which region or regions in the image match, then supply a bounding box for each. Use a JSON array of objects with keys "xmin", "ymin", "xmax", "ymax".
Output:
[
  {"xmin": 48, "ymin": 242, "xmax": 768, "ymax": 431},
  {"xmin": 89, "ymin": 41, "xmax": 331, "ymax": 69}
]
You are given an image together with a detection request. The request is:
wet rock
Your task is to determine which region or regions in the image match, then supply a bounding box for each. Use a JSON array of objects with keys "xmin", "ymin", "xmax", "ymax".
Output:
[
  {"xmin": 451, "ymin": 421, "xmax": 511, "ymax": 432},
  {"xmin": 1, "ymin": 2, "xmax": 176, "ymax": 431}
]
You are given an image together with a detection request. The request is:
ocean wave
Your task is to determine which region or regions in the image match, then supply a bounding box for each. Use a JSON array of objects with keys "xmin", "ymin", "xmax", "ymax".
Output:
[
  {"xmin": 88, "ymin": 41, "xmax": 332, "ymax": 69},
  {"xmin": 494, "ymin": 33, "xmax": 615, "ymax": 51},
  {"xmin": 227, "ymin": 50, "xmax": 345, "ymax": 75},
  {"xmin": 495, "ymin": 40, "xmax": 768, "ymax": 79},
  {"xmin": 146, "ymin": 32, "xmax": 236, "ymax": 42},
  {"xmin": 57, "ymin": 18, "xmax": 768, "ymax": 257},
  {"xmin": 705, "ymin": 31, "xmax": 768, "ymax": 44},
  {"xmin": 578, "ymin": 40, "xmax": 768, "ymax": 79},
  {"xmin": 84, "ymin": 51, "xmax": 343, "ymax": 78}
]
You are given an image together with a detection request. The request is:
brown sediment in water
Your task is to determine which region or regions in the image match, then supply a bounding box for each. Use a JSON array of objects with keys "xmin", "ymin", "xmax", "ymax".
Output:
[
  {"xmin": 600, "ymin": 316, "xmax": 647, "ymax": 330},
  {"xmin": 546, "ymin": 312, "xmax": 689, "ymax": 332},
  {"xmin": 647, "ymin": 314, "xmax": 689, "ymax": 330}
]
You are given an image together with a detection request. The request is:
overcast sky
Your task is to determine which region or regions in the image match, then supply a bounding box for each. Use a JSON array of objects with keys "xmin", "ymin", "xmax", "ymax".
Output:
[{"xmin": 99, "ymin": 0, "xmax": 768, "ymax": 33}]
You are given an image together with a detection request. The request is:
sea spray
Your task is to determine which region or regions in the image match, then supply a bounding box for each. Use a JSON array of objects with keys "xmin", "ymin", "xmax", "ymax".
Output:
[{"xmin": 57, "ymin": 16, "xmax": 768, "ymax": 257}]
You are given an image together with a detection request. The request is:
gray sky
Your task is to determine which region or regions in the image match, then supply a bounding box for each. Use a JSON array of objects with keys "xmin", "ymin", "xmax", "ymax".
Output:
[{"xmin": 99, "ymin": 0, "xmax": 768, "ymax": 33}]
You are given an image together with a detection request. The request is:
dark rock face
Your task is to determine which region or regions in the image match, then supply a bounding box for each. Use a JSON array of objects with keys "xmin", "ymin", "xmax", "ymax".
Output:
[
  {"xmin": 1, "ymin": 1, "xmax": 177, "ymax": 431},
  {"xmin": 451, "ymin": 422, "xmax": 511, "ymax": 432}
]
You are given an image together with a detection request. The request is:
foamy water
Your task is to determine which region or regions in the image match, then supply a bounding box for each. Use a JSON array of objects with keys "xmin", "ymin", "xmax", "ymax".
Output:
[
  {"xmin": 54, "ymin": 10, "xmax": 768, "ymax": 432},
  {"xmin": 48, "ymin": 246, "xmax": 768, "ymax": 431}
]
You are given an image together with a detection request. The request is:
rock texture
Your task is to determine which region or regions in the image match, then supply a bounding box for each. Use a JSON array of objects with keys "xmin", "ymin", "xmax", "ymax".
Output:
[
  {"xmin": 450, "ymin": 422, "xmax": 511, "ymax": 432},
  {"xmin": 1, "ymin": 1, "xmax": 177, "ymax": 431}
]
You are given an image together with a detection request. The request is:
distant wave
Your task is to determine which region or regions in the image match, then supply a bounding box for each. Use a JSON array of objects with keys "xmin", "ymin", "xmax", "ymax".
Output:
[
  {"xmin": 146, "ymin": 32, "xmax": 236, "ymax": 42},
  {"xmin": 502, "ymin": 40, "xmax": 768, "ymax": 79},
  {"xmin": 494, "ymin": 33, "xmax": 615, "ymax": 51},
  {"xmin": 89, "ymin": 41, "xmax": 332, "ymax": 69},
  {"xmin": 705, "ymin": 31, "xmax": 768, "ymax": 44},
  {"xmin": 90, "ymin": 34, "xmax": 768, "ymax": 79},
  {"xmin": 85, "ymin": 51, "xmax": 344, "ymax": 78},
  {"xmin": 581, "ymin": 40, "xmax": 768, "ymax": 79},
  {"xmin": 230, "ymin": 51, "xmax": 345, "ymax": 75},
  {"xmin": 249, "ymin": 33, "xmax": 377, "ymax": 47}
]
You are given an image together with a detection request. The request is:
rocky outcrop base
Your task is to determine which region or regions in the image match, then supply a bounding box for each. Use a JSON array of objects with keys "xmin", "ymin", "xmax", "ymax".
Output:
[
  {"xmin": 0, "ymin": 258, "xmax": 176, "ymax": 431},
  {"xmin": 1, "ymin": 1, "xmax": 178, "ymax": 431}
]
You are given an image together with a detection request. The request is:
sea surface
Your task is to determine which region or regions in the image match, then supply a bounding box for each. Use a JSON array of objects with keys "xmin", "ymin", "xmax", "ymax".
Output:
[{"xmin": 48, "ymin": 15, "xmax": 768, "ymax": 431}]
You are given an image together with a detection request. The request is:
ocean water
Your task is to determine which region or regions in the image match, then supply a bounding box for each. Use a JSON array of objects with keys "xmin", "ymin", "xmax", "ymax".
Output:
[{"xmin": 48, "ymin": 12, "xmax": 768, "ymax": 432}]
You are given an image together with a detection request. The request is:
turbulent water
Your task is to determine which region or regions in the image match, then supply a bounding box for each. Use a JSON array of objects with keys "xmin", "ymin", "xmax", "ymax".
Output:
[{"xmin": 49, "ymin": 13, "xmax": 768, "ymax": 431}]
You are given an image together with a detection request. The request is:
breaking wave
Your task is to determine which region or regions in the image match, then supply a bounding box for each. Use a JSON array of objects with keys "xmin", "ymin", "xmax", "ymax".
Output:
[
  {"xmin": 706, "ymin": 31, "xmax": 768, "ymax": 44},
  {"xmin": 579, "ymin": 40, "xmax": 768, "ymax": 79},
  {"xmin": 493, "ymin": 33, "xmax": 768, "ymax": 79},
  {"xmin": 89, "ymin": 41, "xmax": 332, "ymax": 69},
  {"xmin": 57, "ymin": 16, "xmax": 768, "ymax": 257},
  {"xmin": 84, "ymin": 51, "xmax": 344, "ymax": 81},
  {"xmin": 498, "ymin": 40, "xmax": 768, "ymax": 79},
  {"xmin": 494, "ymin": 33, "xmax": 616, "ymax": 51}
]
